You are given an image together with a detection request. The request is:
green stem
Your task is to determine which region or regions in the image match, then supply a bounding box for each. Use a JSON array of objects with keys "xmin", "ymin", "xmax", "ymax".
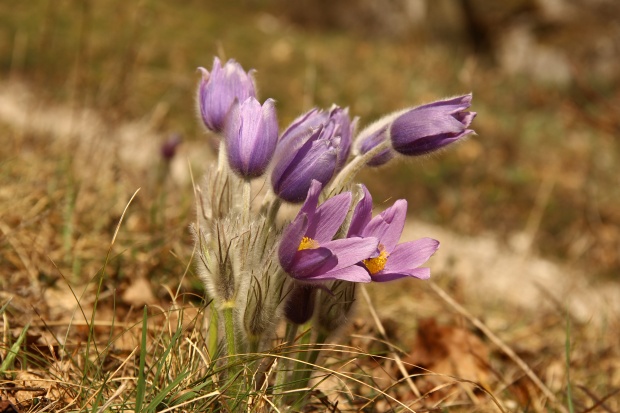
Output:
[
  {"xmin": 274, "ymin": 323, "xmax": 299, "ymax": 401},
  {"xmin": 207, "ymin": 305, "xmax": 218, "ymax": 361},
  {"xmin": 288, "ymin": 324, "xmax": 313, "ymax": 403},
  {"xmin": 327, "ymin": 140, "xmax": 391, "ymax": 195},
  {"xmin": 221, "ymin": 302, "xmax": 237, "ymax": 359},
  {"xmin": 303, "ymin": 330, "xmax": 328, "ymax": 379},
  {"xmin": 266, "ymin": 197, "xmax": 282, "ymax": 228}
]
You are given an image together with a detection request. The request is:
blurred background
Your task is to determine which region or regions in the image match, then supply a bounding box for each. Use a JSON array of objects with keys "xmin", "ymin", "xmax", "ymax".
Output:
[{"xmin": 2, "ymin": 0, "xmax": 619, "ymax": 282}]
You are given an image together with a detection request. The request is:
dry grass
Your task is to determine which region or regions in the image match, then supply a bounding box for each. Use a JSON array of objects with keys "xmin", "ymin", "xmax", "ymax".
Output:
[{"xmin": 1, "ymin": 1, "xmax": 619, "ymax": 411}]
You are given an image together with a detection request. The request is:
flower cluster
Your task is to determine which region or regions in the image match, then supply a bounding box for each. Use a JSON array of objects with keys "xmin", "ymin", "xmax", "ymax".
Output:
[{"xmin": 193, "ymin": 57, "xmax": 475, "ymax": 355}]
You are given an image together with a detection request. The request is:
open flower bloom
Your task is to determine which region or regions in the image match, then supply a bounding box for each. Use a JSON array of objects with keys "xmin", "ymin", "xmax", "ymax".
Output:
[
  {"xmin": 278, "ymin": 180, "xmax": 379, "ymax": 282},
  {"xmin": 390, "ymin": 94, "xmax": 476, "ymax": 156},
  {"xmin": 224, "ymin": 97, "xmax": 278, "ymax": 179},
  {"xmin": 348, "ymin": 185, "xmax": 440, "ymax": 282},
  {"xmin": 271, "ymin": 122, "xmax": 340, "ymax": 203},
  {"xmin": 197, "ymin": 57, "xmax": 257, "ymax": 132}
]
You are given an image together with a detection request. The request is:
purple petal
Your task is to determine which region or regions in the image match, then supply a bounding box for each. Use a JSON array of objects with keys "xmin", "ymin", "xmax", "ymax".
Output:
[
  {"xmin": 419, "ymin": 94, "xmax": 472, "ymax": 112},
  {"xmin": 278, "ymin": 214, "xmax": 309, "ymax": 272},
  {"xmin": 383, "ymin": 238, "xmax": 440, "ymax": 272},
  {"xmin": 357, "ymin": 124, "xmax": 394, "ymax": 166},
  {"xmin": 271, "ymin": 128, "xmax": 338, "ymax": 203},
  {"xmin": 305, "ymin": 265, "xmax": 372, "ymax": 283},
  {"xmin": 347, "ymin": 185, "xmax": 373, "ymax": 237},
  {"xmin": 391, "ymin": 106, "xmax": 466, "ymax": 141},
  {"xmin": 321, "ymin": 237, "xmax": 379, "ymax": 271},
  {"xmin": 298, "ymin": 179, "xmax": 322, "ymax": 221},
  {"xmin": 279, "ymin": 108, "xmax": 325, "ymax": 146},
  {"xmin": 371, "ymin": 267, "xmax": 430, "ymax": 282},
  {"xmin": 289, "ymin": 247, "xmax": 337, "ymax": 279},
  {"xmin": 306, "ymin": 192, "xmax": 352, "ymax": 243},
  {"xmin": 363, "ymin": 200, "xmax": 407, "ymax": 253}
]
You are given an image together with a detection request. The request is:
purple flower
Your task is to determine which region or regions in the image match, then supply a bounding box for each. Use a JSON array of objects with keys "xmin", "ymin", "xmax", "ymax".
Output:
[
  {"xmin": 271, "ymin": 122, "xmax": 340, "ymax": 203},
  {"xmin": 224, "ymin": 97, "xmax": 278, "ymax": 179},
  {"xmin": 348, "ymin": 185, "xmax": 440, "ymax": 282},
  {"xmin": 279, "ymin": 105, "xmax": 356, "ymax": 167},
  {"xmin": 197, "ymin": 57, "xmax": 257, "ymax": 132},
  {"xmin": 160, "ymin": 134, "xmax": 182, "ymax": 161},
  {"xmin": 390, "ymin": 94, "xmax": 476, "ymax": 156},
  {"xmin": 356, "ymin": 123, "xmax": 395, "ymax": 167},
  {"xmin": 278, "ymin": 180, "xmax": 379, "ymax": 283}
]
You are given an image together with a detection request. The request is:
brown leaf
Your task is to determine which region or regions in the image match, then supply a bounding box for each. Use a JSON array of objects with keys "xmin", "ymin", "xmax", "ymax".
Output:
[
  {"xmin": 0, "ymin": 401, "xmax": 20, "ymax": 413},
  {"xmin": 404, "ymin": 318, "xmax": 491, "ymax": 386},
  {"xmin": 121, "ymin": 277, "xmax": 156, "ymax": 306}
]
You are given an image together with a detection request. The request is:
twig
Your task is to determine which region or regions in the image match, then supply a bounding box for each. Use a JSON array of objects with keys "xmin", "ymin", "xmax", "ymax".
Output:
[{"xmin": 428, "ymin": 281, "xmax": 568, "ymax": 413}]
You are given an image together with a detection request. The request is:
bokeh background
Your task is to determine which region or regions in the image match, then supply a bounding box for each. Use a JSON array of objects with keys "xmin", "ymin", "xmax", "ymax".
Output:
[
  {"xmin": 2, "ymin": 1, "xmax": 620, "ymax": 410},
  {"xmin": 3, "ymin": 0, "xmax": 618, "ymax": 280}
]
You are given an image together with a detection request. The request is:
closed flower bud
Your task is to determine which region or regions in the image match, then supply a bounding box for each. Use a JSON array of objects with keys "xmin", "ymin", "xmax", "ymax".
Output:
[
  {"xmin": 271, "ymin": 122, "xmax": 340, "ymax": 203},
  {"xmin": 224, "ymin": 97, "xmax": 278, "ymax": 179},
  {"xmin": 280, "ymin": 106, "xmax": 356, "ymax": 170},
  {"xmin": 390, "ymin": 94, "xmax": 476, "ymax": 156},
  {"xmin": 284, "ymin": 284, "xmax": 316, "ymax": 325},
  {"xmin": 356, "ymin": 123, "xmax": 395, "ymax": 167},
  {"xmin": 197, "ymin": 57, "xmax": 257, "ymax": 132}
]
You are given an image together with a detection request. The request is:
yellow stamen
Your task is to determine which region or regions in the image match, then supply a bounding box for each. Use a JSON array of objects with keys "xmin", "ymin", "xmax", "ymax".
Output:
[
  {"xmin": 362, "ymin": 244, "xmax": 389, "ymax": 275},
  {"xmin": 298, "ymin": 236, "xmax": 320, "ymax": 251}
]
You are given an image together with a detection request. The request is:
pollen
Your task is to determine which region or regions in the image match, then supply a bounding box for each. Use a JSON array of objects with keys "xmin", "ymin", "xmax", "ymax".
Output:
[
  {"xmin": 298, "ymin": 236, "xmax": 320, "ymax": 251},
  {"xmin": 362, "ymin": 245, "xmax": 389, "ymax": 275}
]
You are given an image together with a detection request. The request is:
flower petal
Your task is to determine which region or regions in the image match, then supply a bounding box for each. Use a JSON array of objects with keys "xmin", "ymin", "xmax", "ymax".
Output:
[
  {"xmin": 347, "ymin": 185, "xmax": 373, "ymax": 238},
  {"xmin": 289, "ymin": 247, "xmax": 337, "ymax": 279},
  {"xmin": 305, "ymin": 265, "xmax": 372, "ymax": 283},
  {"xmin": 307, "ymin": 192, "xmax": 351, "ymax": 243},
  {"xmin": 371, "ymin": 267, "xmax": 430, "ymax": 282},
  {"xmin": 321, "ymin": 237, "xmax": 379, "ymax": 271},
  {"xmin": 363, "ymin": 200, "xmax": 407, "ymax": 253},
  {"xmin": 278, "ymin": 213, "xmax": 308, "ymax": 272},
  {"xmin": 383, "ymin": 238, "xmax": 440, "ymax": 272}
]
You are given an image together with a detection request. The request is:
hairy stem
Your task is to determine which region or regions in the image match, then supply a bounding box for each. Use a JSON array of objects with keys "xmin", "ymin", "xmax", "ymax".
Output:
[{"xmin": 328, "ymin": 140, "xmax": 391, "ymax": 195}]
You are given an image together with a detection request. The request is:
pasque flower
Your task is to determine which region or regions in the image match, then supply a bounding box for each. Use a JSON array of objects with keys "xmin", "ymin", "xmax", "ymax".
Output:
[
  {"xmin": 355, "ymin": 94, "xmax": 475, "ymax": 165},
  {"xmin": 197, "ymin": 57, "xmax": 257, "ymax": 132},
  {"xmin": 271, "ymin": 122, "xmax": 340, "ymax": 203},
  {"xmin": 224, "ymin": 97, "xmax": 278, "ymax": 179},
  {"xmin": 278, "ymin": 180, "xmax": 378, "ymax": 282},
  {"xmin": 279, "ymin": 106, "xmax": 356, "ymax": 169},
  {"xmin": 356, "ymin": 123, "xmax": 395, "ymax": 166},
  {"xmin": 348, "ymin": 185, "xmax": 440, "ymax": 282},
  {"xmin": 391, "ymin": 94, "xmax": 476, "ymax": 156}
]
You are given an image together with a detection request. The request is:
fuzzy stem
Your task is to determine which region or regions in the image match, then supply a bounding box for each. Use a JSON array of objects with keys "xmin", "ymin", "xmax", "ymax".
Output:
[
  {"xmin": 242, "ymin": 180, "xmax": 251, "ymax": 224},
  {"xmin": 207, "ymin": 304, "xmax": 219, "ymax": 361},
  {"xmin": 287, "ymin": 324, "xmax": 314, "ymax": 406},
  {"xmin": 266, "ymin": 197, "xmax": 282, "ymax": 228},
  {"xmin": 327, "ymin": 140, "xmax": 391, "ymax": 195},
  {"xmin": 274, "ymin": 322, "xmax": 299, "ymax": 402},
  {"xmin": 291, "ymin": 329, "xmax": 328, "ymax": 409},
  {"xmin": 217, "ymin": 141, "xmax": 227, "ymax": 172},
  {"xmin": 221, "ymin": 301, "xmax": 237, "ymax": 359}
]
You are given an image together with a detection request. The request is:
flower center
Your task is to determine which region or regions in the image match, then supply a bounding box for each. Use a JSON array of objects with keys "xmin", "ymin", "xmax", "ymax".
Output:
[
  {"xmin": 362, "ymin": 244, "xmax": 389, "ymax": 275},
  {"xmin": 298, "ymin": 236, "xmax": 320, "ymax": 251}
]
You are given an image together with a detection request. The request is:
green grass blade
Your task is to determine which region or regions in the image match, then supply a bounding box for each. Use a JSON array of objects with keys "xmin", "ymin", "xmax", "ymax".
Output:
[
  {"xmin": 0, "ymin": 322, "xmax": 30, "ymax": 373},
  {"xmin": 565, "ymin": 315, "xmax": 574, "ymax": 413},
  {"xmin": 0, "ymin": 297, "xmax": 12, "ymax": 316},
  {"xmin": 146, "ymin": 370, "xmax": 190, "ymax": 413},
  {"xmin": 135, "ymin": 306, "xmax": 149, "ymax": 413}
]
